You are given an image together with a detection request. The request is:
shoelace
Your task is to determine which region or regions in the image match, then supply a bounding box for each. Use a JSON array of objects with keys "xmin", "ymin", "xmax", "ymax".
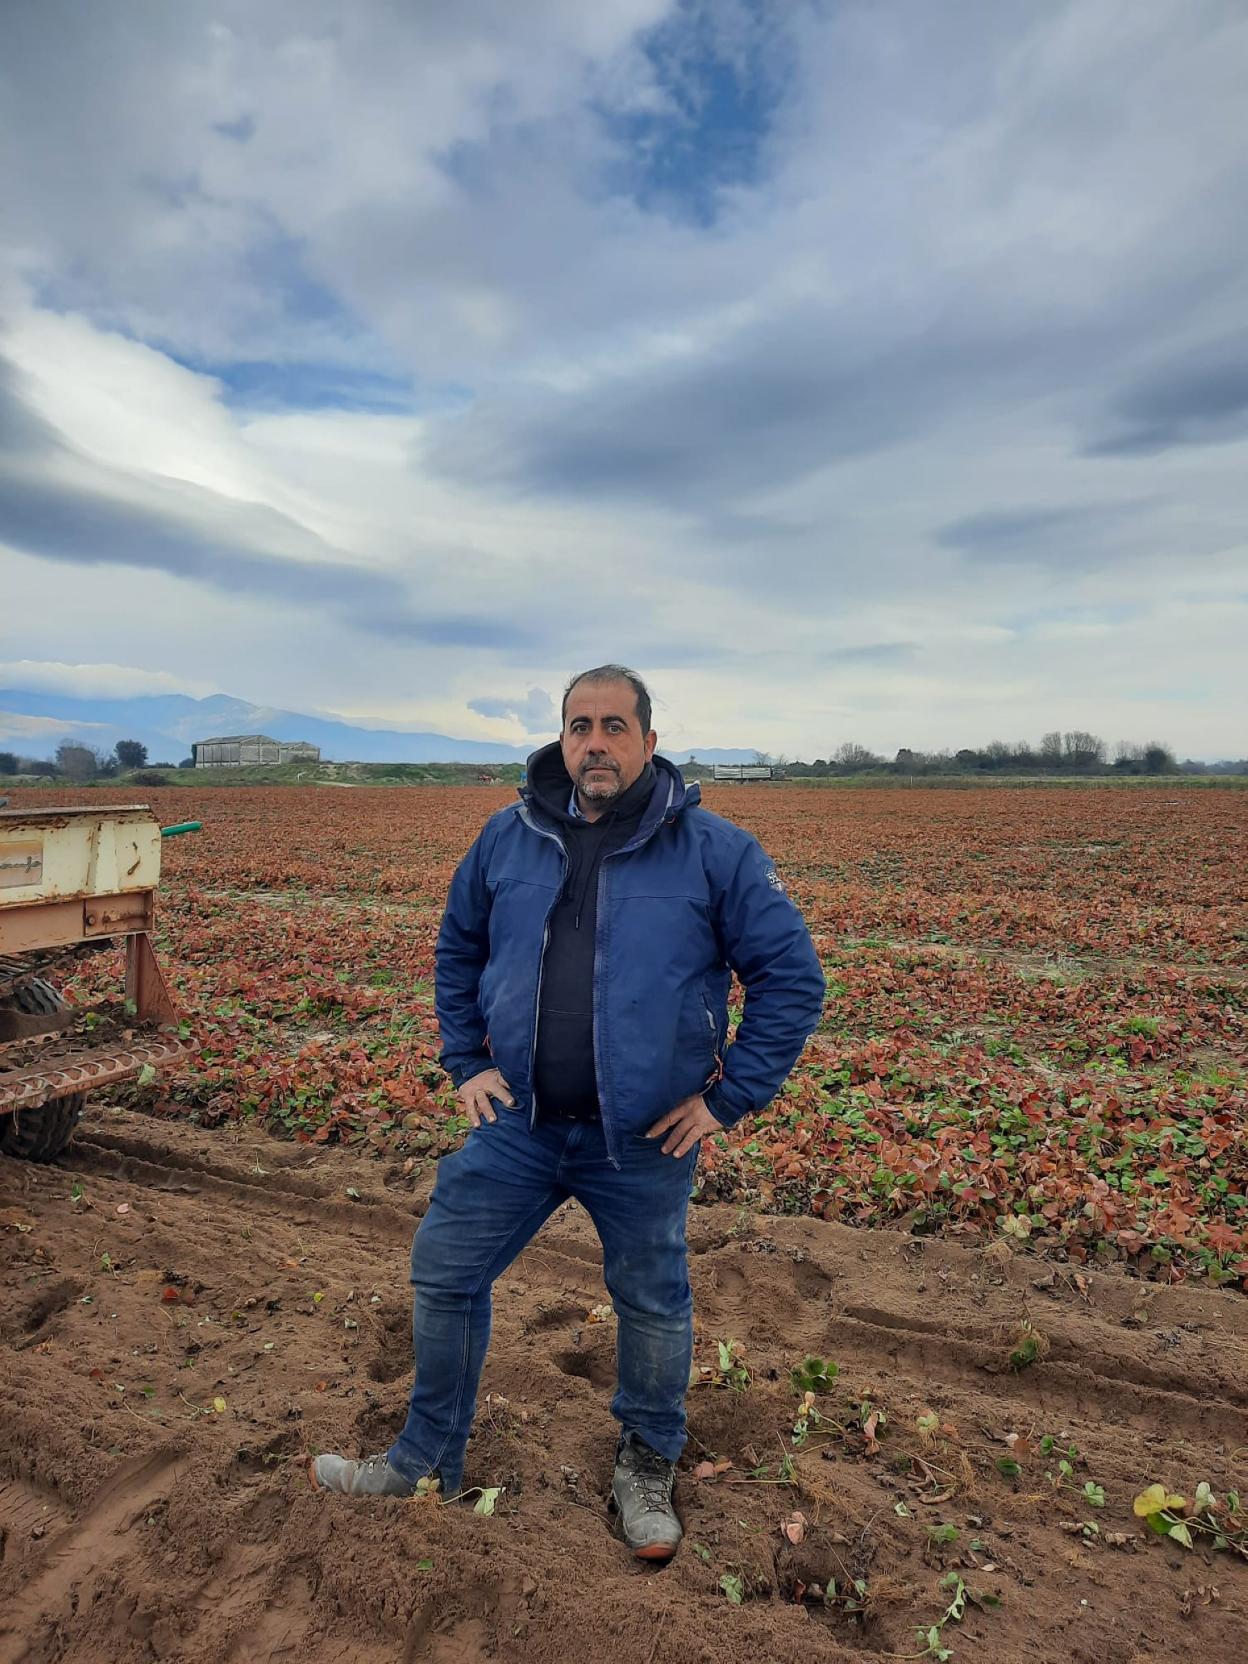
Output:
[{"xmin": 627, "ymin": 1448, "xmax": 674, "ymax": 1513}]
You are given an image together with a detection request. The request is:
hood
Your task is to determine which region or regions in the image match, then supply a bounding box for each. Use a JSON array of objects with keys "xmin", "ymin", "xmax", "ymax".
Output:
[{"xmin": 521, "ymin": 742, "xmax": 700, "ymax": 834}]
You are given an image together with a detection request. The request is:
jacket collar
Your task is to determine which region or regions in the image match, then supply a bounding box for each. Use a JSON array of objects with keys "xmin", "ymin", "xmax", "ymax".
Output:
[{"xmin": 521, "ymin": 742, "xmax": 699, "ymax": 844}]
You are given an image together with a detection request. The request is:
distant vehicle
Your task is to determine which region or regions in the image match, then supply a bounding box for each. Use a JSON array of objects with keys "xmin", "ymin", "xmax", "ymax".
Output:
[{"xmin": 710, "ymin": 763, "xmax": 783, "ymax": 782}]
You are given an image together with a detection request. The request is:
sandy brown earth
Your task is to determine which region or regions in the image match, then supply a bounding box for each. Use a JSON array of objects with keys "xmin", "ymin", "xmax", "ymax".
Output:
[{"xmin": 1, "ymin": 1107, "xmax": 1246, "ymax": 1664}]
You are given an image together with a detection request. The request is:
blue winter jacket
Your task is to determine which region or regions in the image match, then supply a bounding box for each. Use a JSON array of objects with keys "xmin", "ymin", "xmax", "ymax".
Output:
[{"xmin": 435, "ymin": 752, "xmax": 826, "ymax": 1164}]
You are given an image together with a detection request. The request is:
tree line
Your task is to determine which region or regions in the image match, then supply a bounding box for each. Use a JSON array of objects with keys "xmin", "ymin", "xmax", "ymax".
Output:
[
  {"xmin": 0, "ymin": 740, "xmax": 193, "ymax": 780},
  {"xmin": 773, "ymin": 732, "xmax": 1246, "ymax": 777},
  {"xmin": 3, "ymin": 732, "xmax": 1245, "ymax": 783}
]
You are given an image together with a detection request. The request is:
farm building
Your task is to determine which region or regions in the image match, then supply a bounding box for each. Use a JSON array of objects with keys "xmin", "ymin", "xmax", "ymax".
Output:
[{"xmin": 192, "ymin": 734, "xmax": 321, "ymax": 768}]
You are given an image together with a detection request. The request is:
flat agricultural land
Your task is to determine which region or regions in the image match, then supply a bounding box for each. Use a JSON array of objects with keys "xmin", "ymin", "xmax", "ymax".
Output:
[{"xmin": 1, "ymin": 784, "xmax": 1245, "ymax": 1663}]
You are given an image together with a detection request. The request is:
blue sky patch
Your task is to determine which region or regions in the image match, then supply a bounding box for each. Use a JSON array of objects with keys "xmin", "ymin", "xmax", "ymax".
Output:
[
  {"xmin": 181, "ymin": 357, "xmax": 417, "ymax": 414},
  {"xmin": 597, "ymin": 1, "xmax": 786, "ymax": 225}
]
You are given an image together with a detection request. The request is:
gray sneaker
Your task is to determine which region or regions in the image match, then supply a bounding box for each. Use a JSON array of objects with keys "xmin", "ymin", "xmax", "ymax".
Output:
[
  {"xmin": 309, "ymin": 1451, "xmax": 418, "ymax": 1498},
  {"xmin": 611, "ymin": 1435, "xmax": 683, "ymax": 1560}
]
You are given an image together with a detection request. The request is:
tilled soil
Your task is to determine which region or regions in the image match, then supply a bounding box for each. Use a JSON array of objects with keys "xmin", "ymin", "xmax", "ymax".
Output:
[{"xmin": 1, "ymin": 1109, "xmax": 1245, "ymax": 1664}]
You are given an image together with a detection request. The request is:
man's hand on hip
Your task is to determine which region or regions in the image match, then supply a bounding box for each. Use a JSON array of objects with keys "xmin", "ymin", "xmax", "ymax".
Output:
[
  {"xmin": 457, "ymin": 1067, "xmax": 514, "ymax": 1128},
  {"xmin": 646, "ymin": 1093, "xmax": 720, "ymax": 1159}
]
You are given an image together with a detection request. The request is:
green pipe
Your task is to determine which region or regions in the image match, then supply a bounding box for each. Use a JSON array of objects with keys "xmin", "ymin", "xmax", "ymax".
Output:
[{"xmin": 160, "ymin": 821, "xmax": 202, "ymax": 837}]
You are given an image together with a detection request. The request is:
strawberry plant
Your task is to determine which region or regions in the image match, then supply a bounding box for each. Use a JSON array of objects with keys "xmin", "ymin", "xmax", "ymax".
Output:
[
  {"xmin": 35, "ymin": 781, "xmax": 1243, "ymax": 1290},
  {"xmin": 1133, "ymin": 1482, "xmax": 1248, "ymax": 1555}
]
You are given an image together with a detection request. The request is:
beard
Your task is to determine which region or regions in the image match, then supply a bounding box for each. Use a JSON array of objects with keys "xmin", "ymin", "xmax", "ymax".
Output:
[{"xmin": 578, "ymin": 762, "xmax": 623, "ymax": 800}]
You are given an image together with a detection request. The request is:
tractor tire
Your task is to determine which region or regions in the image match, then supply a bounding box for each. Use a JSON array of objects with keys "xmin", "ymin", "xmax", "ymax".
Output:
[{"xmin": 0, "ymin": 978, "xmax": 87, "ymax": 1162}]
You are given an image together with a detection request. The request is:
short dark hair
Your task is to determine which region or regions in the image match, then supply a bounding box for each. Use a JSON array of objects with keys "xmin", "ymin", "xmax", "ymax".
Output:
[{"xmin": 562, "ymin": 664, "xmax": 652, "ymax": 734}]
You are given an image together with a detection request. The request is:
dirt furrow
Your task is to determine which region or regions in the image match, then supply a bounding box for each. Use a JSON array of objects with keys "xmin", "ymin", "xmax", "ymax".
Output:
[{"xmin": 2, "ymin": 1111, "xmax": 1246, "ymax": 1663}]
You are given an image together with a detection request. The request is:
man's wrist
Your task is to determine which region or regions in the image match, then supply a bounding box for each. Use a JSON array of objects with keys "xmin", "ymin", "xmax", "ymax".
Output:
[
  {"xmin": 448, "ymin": 1055, "xmax": 495, "ymax": 1089},
  {"xmin": 702, "ymin": 1082, "xmax": 739, "ymax": 1129}
]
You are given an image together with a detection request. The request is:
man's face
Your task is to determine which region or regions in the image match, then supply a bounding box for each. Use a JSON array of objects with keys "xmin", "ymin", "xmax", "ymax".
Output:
[{"xmin": 560, "ymin": 678, "xmax": 657, "ymax": 814}]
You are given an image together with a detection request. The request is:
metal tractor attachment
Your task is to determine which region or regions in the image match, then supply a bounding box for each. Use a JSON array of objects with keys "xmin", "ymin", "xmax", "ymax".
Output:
[{"xmin": 0, "ymin": 804, "xmax": 199, "ymax": 1160}]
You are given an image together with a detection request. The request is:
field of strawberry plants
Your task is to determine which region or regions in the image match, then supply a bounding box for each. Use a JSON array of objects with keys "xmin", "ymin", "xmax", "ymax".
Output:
[{"xmin": 46, "ymin": 782, "xmax": 1248, "ymax": 1289}]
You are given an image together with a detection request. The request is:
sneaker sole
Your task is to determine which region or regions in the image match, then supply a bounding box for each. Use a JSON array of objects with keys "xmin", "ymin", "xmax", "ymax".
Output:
[
  {"xmin": 631, "ymin": 1539, "xmax": 680, "ymax": 1562},
  {"xmin": 611, "ymin": 1498, "xmax": 681, "ymax": 1560}
]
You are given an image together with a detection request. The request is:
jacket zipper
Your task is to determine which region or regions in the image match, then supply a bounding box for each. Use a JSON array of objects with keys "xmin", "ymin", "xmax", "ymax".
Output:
[
  {"xmin": 590, "ymin": 774, "xmax": 678, "ymax": 1167},
  {"xmin": 517, "ymin": 806, "xmax": 569, "ymax": 1132},
  {"xmin": 700, "ymin": 988, "xmax": 724, "ymax": 1086}
]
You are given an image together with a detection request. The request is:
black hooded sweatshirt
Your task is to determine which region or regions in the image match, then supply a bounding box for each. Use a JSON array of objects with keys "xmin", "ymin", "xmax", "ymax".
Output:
[{"xmin": 526, "ymin": 743, "xmax": 658, "ymax": 1119}]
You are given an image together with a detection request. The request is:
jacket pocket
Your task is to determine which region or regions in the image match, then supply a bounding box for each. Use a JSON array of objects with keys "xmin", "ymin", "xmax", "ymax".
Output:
[{"xmin": 698, "ymin": 985, "xmax": 723, "ymax": 1083}]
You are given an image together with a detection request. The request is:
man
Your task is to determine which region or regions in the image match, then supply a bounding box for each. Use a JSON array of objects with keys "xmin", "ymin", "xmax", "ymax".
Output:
[{"xmin": 312, "ymin": 665, "xmax": 825, "ymax": 1560}]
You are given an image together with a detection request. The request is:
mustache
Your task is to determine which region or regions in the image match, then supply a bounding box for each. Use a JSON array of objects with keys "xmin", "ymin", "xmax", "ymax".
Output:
[{"xmin": 579, "ymin": 760, "xmax": 619, "ymax": 774}]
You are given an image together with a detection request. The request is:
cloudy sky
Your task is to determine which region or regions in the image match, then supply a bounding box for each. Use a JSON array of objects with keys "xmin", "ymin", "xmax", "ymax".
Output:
[{"xmin": 1, "ymin": 0, "xmax": 1245, "ymax": 759}]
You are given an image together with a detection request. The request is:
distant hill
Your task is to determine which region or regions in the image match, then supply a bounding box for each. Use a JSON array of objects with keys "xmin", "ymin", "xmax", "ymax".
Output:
[
  {"xmin": 0, "ymin": 688, "xmax": 763, "ymax": 767},
  {"xmin": 0, "ymin": 689, "xmax": 534, "ymax": 764}
]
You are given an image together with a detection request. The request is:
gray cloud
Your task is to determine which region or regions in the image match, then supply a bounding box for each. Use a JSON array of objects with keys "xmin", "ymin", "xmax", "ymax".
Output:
[
  {"xmin": 936, "ymin": 504, "xmax": 1149, "ymax": 567},
  {"xmin": 0, "ymin": 355, "xmax": 546, "ymax": 650},
  {"xmin": 468, "ymin": 687, "xmax": 557, "ymax": 729},
  {"xmin": 821, "ymin": 643, "xmax": 918, "ymax": 665},
  {"xmin": 1088, "ymin": 350, "xmax": 1248, "ymax": 455},
  {"xmin": 425, "ymin": 299, "xmax": 1046, "ymax": 512}
]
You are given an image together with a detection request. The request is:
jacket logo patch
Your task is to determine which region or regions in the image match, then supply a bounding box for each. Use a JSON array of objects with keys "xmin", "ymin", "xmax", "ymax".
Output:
[{"xmin": 765, "ymin": 866, "xmax": 784, "ymax": 892}]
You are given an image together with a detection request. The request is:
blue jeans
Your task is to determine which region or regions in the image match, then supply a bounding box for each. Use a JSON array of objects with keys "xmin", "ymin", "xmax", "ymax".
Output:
[{"xmin": 387, "ymin": 1110, "xmax": 698, "ymax": 1494}]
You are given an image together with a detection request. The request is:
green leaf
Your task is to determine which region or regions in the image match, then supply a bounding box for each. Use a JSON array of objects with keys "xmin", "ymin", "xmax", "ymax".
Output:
[
  {"xmin": 1167, "ymin": 1521, "xmax": 1193, "ymax": 1549},
  {"xmin": 691, "ymin": 1542, "xmax": 711, "ymax": 1563},
  {"xmin": 70, "ymin": 1181, "xmax": 84, "ymax": 1203},
  {"xmin": 473, "ymin": 1486, "xmax": 503, "ymax": 1517},
  {"xmin": 1009, "ymin": 1336, "xmax": 1040, "ymax": 1370},
  {"xmin": 719, "ymin": 1573, "xmax": 744, "ymax": 1605},
  {"xmin": 995, "ymin": 1456, "xmax": 1021, "ymax": 1479},
  {"xmin": 415, "ymin": 1559, "xmax": 433, "ymax": 1572},
  {"xmin": 927, "ymin": 1524, "xmax": 959, "ymax": 1546},
  {"xmin": 137, "ymin": 1063, "xmax": 157, "ymax": 1088},
  {"xmin": 790, "ymin": 1355, "xmax": 839, "ymax": 1395},
  {"xmin": 1134, "ymin": 1483, "xmax": 1185, "ymax": 1518},
  {"xmin": 942, "ymin": 1575, "xmax": 967, "ymax": 1621}
]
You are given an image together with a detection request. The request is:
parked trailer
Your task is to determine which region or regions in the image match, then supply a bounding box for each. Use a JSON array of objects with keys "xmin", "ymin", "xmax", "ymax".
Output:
[
  {"xmin": 710, "ymin": 763, "xmax": 782, "ymax": 781},
  {"xmin": 0, "ymin": 804, "xmax": 197, "ymax": 1160}
]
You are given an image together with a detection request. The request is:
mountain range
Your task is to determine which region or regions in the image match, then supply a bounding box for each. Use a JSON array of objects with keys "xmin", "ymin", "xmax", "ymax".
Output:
[{"xmin": 0, "ymin": 689, "xmax": 759, "ymax": 767}]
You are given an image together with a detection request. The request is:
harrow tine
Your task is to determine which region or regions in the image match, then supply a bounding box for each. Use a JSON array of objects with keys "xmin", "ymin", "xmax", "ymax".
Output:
[{"xmin": 0, "ymin": 1035, "xmax": 193, "ymax": 1110}]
